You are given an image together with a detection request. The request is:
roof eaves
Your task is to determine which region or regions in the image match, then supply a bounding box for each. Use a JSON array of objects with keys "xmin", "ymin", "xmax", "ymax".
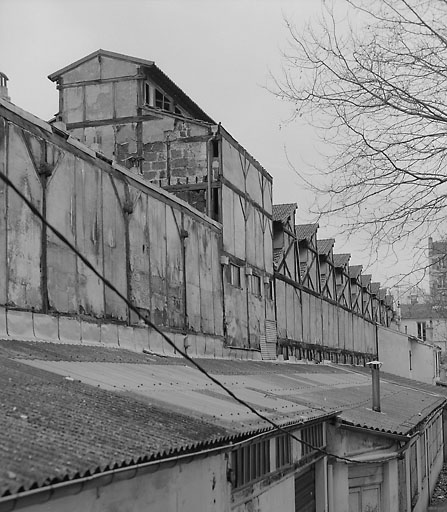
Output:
[
  {"xmin": 333, "ymin": 253, "xmax": 351, "ymax": 269},
  {"xmin": 272, "ymin": 203, "xmax": 297, "ymax": 223},
  {"xmin": 48, "ymin": 49, "xmax": 155, "ymax": 81}
]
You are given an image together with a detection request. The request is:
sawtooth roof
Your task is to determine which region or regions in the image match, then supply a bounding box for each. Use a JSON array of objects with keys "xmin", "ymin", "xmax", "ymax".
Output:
[
  {"xmin": 360, "ymin": 274, "xmax": 372, "ymax": 288},
  {"xmin": 333, "ymin": 254, "xmax": 350, "ymax": 269},
  {"xmin": 295, "ymin": 223, "xmax": 319, "ymax": 242},
  {"xmin": 272, "ymin": 203, "xmax": 297, "ymax": 223},
  {"xmin": 349, "ymin": 265, "xmax": 363, "ymax": 279},
  {"xmin": 317, "ymin": 239, "xmax": 335, "ymax": 256},
  {"xmin": 370, "ymin": 282, "xmax": 381, "ymax": 295},
  {"xmin": 48, "ymin": 49, "xmax": 215, "ymax": 124}
]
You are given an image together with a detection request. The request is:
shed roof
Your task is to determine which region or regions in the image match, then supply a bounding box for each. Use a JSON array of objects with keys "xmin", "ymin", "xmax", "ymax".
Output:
[
  {"xmin": 272, "ymin": 203, "xmax": 297, "ymax": 223},
  {"xmin": 349, "ymin": 265, "xmax": 363, "ymax": 279},
  {"xmin": 295, "ymin": 223, "xmax": 319, "ymax": 241},
  {"xmin": 379, "ymin": 288, "xmax": 387, "ymax": 301},
  {"xmin": 317, "ymin": 239, "xmax": 335, "ymax": 256},
  {"xmin": 370, "ymin": 282, "xmax": 381, "ymax": 295},
  {"xmin": 333, "ymin": 253, "xmax": 350, "ymax": 269},
  {"xmin": 360, "ymin": 274, "xmax": 372, "ymax": 288},
  {"xmin": 1, "ymin": 338, "xmax": 444, "ymax": 500},
  {"xmin": 48, "ymin": 49, "xmax": 215, "ymax": 124}
]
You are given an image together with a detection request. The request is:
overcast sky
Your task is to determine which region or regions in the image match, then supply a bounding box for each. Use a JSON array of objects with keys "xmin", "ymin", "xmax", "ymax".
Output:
[{"xmin": 0, "ymin": 0, "xmax": 421, "ymax": 290}]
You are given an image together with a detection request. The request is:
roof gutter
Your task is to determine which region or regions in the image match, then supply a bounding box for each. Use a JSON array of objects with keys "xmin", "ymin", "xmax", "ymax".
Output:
[
  {"xmin": 0, "ymin": 412, "xmax": 338, "ymax": 512},
  {"xmin": 0, "ymin": 442, "xmax": 233, "ymax": 512}
]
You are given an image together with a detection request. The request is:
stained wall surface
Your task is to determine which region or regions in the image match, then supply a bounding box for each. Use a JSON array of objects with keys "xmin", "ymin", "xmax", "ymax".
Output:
[{"xmin": 0, "ymin": 104, "xmax": 224, "ymax": 343}]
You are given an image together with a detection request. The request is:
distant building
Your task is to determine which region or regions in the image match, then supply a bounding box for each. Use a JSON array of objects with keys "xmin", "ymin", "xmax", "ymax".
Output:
[{"xmin": 429, "ymin": 237, "xmax": 447, "ymax": 299}]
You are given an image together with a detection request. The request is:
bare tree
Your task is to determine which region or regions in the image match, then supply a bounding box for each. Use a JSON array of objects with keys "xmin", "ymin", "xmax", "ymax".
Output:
[{"xmin": 276, "ymin": 0, "xmax": 447, "ymax": 260}]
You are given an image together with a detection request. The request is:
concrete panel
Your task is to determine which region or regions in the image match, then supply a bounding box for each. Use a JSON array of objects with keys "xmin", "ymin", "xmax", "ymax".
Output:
[
  {"xmin": 63, "ymin": 86, "xmax": 84, "ymax": 124},
  {"xmin": 117, "ymin": 325, "xmax": 134, "ymax": 351},
  {"xmin": 75, "ymin": 161, "xmax": 104, "ymax": 316},
  {"xmin": 165, "ymin": 206, "xmax": 184, "ymax": 329},
  {"xmin": 162, "ymin": 332, "xmax": 177, "ymax": 356},
  {"xmin": 264, "ymin": 221, "xmax": 273, "ymax": 271},
  {"xmin": 0, "ymin": 119, "xmax": 7, "ymax": 305},
  {"xmin": 7, "ymin": 309, "xmax": 34, "ymax": 340},
  {"xmin": 62, "ymin": 57, "xmax": 100, "ymax": 83},
  {"xmin": 246, "ymin": 205, "xmax": 256, "ymax": 266},
  {"xmin": 198, "ymin": 221, "xmax": 214, "ymax": 334},
  {"xmin": 129, "ymin": 193, "xmax": 151, "ymax": 312},
  {"xmin": 133, "ymin": 326, "xmax": 149, "ymax": 352},
  {"xmin": 101, "ymin": 323, "xmax": 119, "ymax": 347},
  {"xmin": 114, "ymin": 80, "xmax": 138, "ymax": 117},
  {"xmin": 194, "ymin": 334, "xmax": 206, "ymax": 357},
  {"xmin": 81, "ymin": 320, "xmax": 101, "ymax": 345},
  {"xmin": 85, "ymin": 83, "xmax": 113, "ymax": 121},
  {"xmin": 245, "ymin": 163, "xmax": 263, "ymax": 206},
  {"xmin": 149, "ymin": 200, "xmax": 167, "ymax": 327},
  {"xmin": 221, "ymin": 137, "xmax": 245, "ymax": 190},
  {"xmin": 102, "ymin": 175, "xmax": 127, "ymax": 320},
  {"xmin": 184, "ymin": 217, "xmax": 201, "ymax": 332},
  {"xmin": 100, "ymin": 57, "xmax": 137, "ymax": 80},
  {"xmin": 222, "ymin": 185, "xmax": 235, "ymax": 255},
  {"xmin": 33, "ymin": 313, "xmax": 59, "ymax": 342},
  {"xmin": 213, "ymin": 337, "xmax": 224, "ymax": 358},
  {"xmin": 211, "ymin": 231, "xmax": 224, "ymax": 336},
  {"xmin": 148, "ymin": 328, "xmax": 164, "ymax": 355},
  {"xmin": 58, "ymin": 316, "xmax": 81, "ymax": 344},
  {"xmin": 46, "ymin": 154, "xmax": 78, "ymax": 314},
  {"xmin": 7, "ymin": 125, "xmax": 42, "ymax": 310},
  {"xmin": 233, "ymin": 192, "xmax": 246, "ymax": 261},
  {"xmin": 0, "ymin": 306, "xmax": 7, "ymax": 339}
]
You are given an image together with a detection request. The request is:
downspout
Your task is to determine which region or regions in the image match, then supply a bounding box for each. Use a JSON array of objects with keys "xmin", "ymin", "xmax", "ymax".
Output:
[
  {"xmin": 38, "ymin": 141, "xmax": 53, "ymax": 314},
  {"xmin": 180, "ymin": 213, "xmax": 188, "ymax": 335}
]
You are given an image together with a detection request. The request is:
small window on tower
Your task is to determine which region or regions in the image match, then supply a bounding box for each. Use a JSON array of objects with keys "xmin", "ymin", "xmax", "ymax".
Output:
[
  {"xmin": 155, "ymin": 88, "xmax": 172, "ymax": 111},
  {"xmin": 144, "ymin": 82, "xmax": 151, "ymax": 105}
]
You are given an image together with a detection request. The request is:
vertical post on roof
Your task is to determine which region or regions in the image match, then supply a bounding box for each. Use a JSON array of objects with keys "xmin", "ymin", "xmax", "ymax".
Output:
[{"xmin": 366, "ymin": 361, "xmax": 383, "ymax": 412}]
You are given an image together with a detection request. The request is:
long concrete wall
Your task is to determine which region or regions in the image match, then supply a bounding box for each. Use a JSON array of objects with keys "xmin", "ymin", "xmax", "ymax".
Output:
[
  {"xmin": 276, "ymin": 278, "xmax": 377, "ymax": 361},
  {"xmin": 0, "ymin": 101, "xmax": 225, "ymax": 346}
]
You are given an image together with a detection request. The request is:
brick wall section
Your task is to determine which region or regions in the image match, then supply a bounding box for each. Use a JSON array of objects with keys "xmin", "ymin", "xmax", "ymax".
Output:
[{"xmin": 142, "ymin": 119, "xmax": 208, "ymax": 183}]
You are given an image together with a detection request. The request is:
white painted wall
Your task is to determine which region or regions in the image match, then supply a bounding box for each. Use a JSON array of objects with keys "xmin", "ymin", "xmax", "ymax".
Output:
[{"xmin": 378, "ymin": 325, "xmax": 439, "ymax": 384}]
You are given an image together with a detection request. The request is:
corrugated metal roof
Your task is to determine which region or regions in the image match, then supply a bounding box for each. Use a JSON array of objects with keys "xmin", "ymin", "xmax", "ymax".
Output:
[
  {"xmin": 317, "ymin": 239, "xmax": 335, "ymax": 256},
  {"xmin": 295, "ymin": 223, "xmax": 318, "ymax": 241},
  {"xmin": 272, "ymin": 203, "xmax": 297, "ymax": 223},
  {"xmin": 2, "ymin": 339, "xmax": 445, "ymax": 499},
  {"xmin": 333, "ymin": 253, "xmax": 350, "ymax": 268},
  {"xmin": 349, "ymin": 265, "xmax": 363, "ymax": 279}
]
